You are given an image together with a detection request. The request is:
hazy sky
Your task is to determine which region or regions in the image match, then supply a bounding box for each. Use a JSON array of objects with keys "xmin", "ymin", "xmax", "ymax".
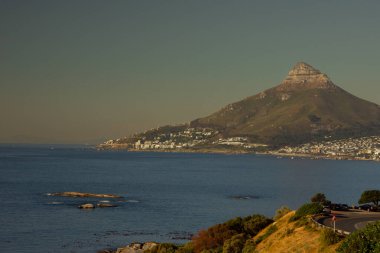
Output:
[{"xmin": 1, "ymin": 1, "xmax": 380, "ymax": 144}]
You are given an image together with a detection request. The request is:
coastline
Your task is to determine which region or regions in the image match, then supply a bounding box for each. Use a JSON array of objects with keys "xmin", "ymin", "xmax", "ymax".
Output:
[{"xmin": 97, "ymin": 145, "xmax": 379, "ymax": 162}]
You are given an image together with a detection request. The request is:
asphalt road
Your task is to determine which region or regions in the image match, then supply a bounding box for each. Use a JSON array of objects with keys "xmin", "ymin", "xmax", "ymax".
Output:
[{"xmin": 315, "ymin": 210, "xmax": 380, "ymax": 233}]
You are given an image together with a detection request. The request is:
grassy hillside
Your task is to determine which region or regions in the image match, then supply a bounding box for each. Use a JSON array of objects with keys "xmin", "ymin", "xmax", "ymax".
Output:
[
  {"xmin": 253, "ymin": 211, "xmax": 340, "ymax": 253},
  {"xmin": 191, "ymin": 85, "xmax": 380, "ymax": 145},
  {"xmin": 140, "ymin": 206, "xmax": 343, "ymax": 253}
]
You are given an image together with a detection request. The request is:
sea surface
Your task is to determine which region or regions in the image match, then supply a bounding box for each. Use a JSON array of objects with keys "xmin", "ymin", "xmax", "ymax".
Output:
[{"xmin": 0, "ymin": 145, "xmax": 379, "ymax": 253}]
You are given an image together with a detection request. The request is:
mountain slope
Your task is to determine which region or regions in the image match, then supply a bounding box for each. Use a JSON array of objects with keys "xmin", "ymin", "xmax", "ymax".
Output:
[{"xmin": 190, "ymin": 62, "xmax": 380, "ymax": 145}]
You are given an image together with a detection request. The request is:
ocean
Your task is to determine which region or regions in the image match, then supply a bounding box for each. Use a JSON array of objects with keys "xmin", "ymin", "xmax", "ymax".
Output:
[{"xmin": 0, "ymin": 145, "xmax": 379, "ymax": 252}]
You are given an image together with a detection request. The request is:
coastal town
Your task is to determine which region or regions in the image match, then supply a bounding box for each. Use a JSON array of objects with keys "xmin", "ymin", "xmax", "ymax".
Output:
[
  {"xmin": 273, "ymin": 136, "xmax": 380, "ymax": 161},
  {"xmin": 99, "ymin": 128, "xmax": 380, "ymax": 161},
  {"xmin": 100, "ymin": 126, "xmax": 271, "ymax": 151}
]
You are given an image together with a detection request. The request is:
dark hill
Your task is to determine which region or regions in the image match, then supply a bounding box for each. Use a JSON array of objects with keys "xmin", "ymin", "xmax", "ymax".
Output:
[{"xmin": 190, "ymin": 62, "xmax": 380, "ymax": 145}]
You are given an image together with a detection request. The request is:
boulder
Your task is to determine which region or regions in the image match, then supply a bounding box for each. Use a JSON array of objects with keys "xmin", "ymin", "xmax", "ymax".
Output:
[
  {"xmin": 79, "ymin": 203, "xmax": 95, "ymax": 209},
  {"xmin": 116, "ymin": 242, "xmax": 158, "ymax": 253},
  {"xmin": 51, "ymin": 191, "xmax": 122, "ymax": 198},
  {"xmin": 97, "ymin": 203, "xmax": 118, "ymax": 208}
]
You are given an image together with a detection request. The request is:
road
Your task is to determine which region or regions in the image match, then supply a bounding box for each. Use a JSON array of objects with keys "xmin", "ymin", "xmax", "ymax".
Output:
[{"xmin": 315, "ymin": 210, "xmax": 380, "ymax": 233}]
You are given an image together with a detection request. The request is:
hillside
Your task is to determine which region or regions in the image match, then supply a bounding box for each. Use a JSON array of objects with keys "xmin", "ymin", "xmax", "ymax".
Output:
[
  {"xmin": 101, "ymin": 62, "xmax": 380, "ymax": 149},
  {"xmin": 253, "ymin": 211, "xmax": 339, "ymax": 253},
  {"xmin": 191, "ymin": 62, "xmax": 380, "ymax": 145},
  {"xmin": 112, "ymin": 209, "xmax": 342, "ymax": 253}
]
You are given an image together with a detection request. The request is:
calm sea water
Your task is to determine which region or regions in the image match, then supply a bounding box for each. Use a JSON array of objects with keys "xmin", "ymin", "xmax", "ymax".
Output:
[{"xmin": 0, "ymin": 145, "xmax": 379, "ymax": 253}]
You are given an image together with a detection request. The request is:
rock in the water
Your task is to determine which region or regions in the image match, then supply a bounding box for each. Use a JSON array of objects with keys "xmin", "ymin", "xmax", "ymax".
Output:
[
  {"xmin": 97, "ymin": 203, "xmax": 117, "ymax": 208},
  {"xmin": 97, "ymin": 250, "xmax": 115, "ymax": 253},
  {"xmin": 50, "ymin": 191, "xmax": 122, "ymax": 198},
  {"xmin": 116, "ymin": 242, "xmax": 158, "ymax": 253},
  {"xmin": 79, "ymin": 203, "xmax": 95, "ymax": 209}
]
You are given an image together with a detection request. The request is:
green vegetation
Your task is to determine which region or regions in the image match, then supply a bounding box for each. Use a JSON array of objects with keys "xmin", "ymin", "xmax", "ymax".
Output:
[
  {"xmin": 274, "ymin": 206, "xmax": 291, "ymax": 221},
  {"xmin": 191, "ymin": 214, "xmax": 272, "ymax": 253},
  {"xmin": 255, "ymin": 225, "xmax": 278, "ymax": 244},
  {"xmin": 311, "ymin": 193, "xmax": 331, "ymax": 206},
  {"xmin": 222, "ymin": 234, "xmax": 247, "ymax": 253},
  {"xmin": 337, "ymin": 220, "xmax": 380, "ymax": 253},
  {"xmin": 143, "ymin": 195, "xmax": 380, "ymax": 253},
  {"xmin": 359, "ymin": 190, "xmax": 380, "ymax": 207},
  {"xmin": 290, "ymin": 202, "xmax": 323, "ymax": 221},
  {"xmin": 320, "ymin": 228, "xmax": 342, "ymax": 246},
  {"xmin": 241, "ymin": 239, "xmax": 256, "ymax": 253},
  {"xmin": 145, "ymin": 243, "xmax": 179, "ymax": 253}
]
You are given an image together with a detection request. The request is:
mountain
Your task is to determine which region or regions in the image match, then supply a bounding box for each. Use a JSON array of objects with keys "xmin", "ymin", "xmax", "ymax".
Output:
[{"xmin": 190, "ymin": 62, "xmax": 380, "ymax": 145}]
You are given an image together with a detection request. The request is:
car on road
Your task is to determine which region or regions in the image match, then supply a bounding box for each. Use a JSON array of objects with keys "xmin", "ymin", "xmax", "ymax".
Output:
[
  {"xmin": 322, "ymin": 207, "xmax": 331, "ymax": 215},
  {"xmin": 359, "ymin": 204, "xmax": 379, "ymax": 212},
  {"xmin": 330, "ymin": 203, "xmax": 349, "ymax": 211}
]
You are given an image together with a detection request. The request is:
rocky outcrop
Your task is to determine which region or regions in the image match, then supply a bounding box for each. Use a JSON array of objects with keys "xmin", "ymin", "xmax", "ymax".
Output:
[
  {"xmin": 116, "ymin": 242, "xmax": 158, "ymax": 253},
  {"xmin": 278, "ymin": 62, "xmax": 336, "ymax": 90},
  {"xmin": 50, "ymin": 191, "xmax": 122, "ymax": 198},
  {"xmin": 79, "ymin": 203, "xmax": 95, "ymax": 209},
  {"xmin": 97, "ymin": 203, "xmax": 118, "ymax": 208}
]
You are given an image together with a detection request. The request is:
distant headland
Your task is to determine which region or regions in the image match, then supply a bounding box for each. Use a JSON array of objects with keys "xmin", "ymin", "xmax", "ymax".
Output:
[{"xmin": 98, "ymin": 63, "xmax": 380, "ymax": 161}]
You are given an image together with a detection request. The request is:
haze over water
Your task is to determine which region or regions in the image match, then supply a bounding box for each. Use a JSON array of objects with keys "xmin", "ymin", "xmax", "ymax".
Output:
[{"xmin": 1, "ymin": 145, "xmax": 379, "ymax": 253}]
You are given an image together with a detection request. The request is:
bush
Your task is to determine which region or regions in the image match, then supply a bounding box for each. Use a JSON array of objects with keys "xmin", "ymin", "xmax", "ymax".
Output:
[
  {"xmin": 255, "ymin": 225, "xmax": 278, "ymax": 244},
  {"xmin": 290, "ymin": 203, "xmax": 323, "ymax": 221},
  {"xmin": 310, "ymin": 193, "xmax": 330, "ymax": 205},
  {"xmin": 337, "ymin": 220, "xmax": 380, "ymax": 253},
  {"xmin": 146, "ymin": 243, "xmax": 179, "ymax": 253},
  {"xmin": 192, "ymin": 214, "xmax": 272, "ymax": 253},
  {"xmin": 192, "ymin": 224, "xmax": 237, "ymax": 253},
  {"xmin": 242, "ymin": 239, "xmax": 256, "ymax": 253},
  {"xmin": 176, "ymin": 242, "xmax": 194, "ymax": 253},
  {"xmin": 242, "ymin": 215, "xmax": 273, "ymax": 236},
  {"xmin": 222, "ymin": 234, "xmax": 247, "ymax": 253},
  {"xmin": 320, "ymin": 228, "xmax": 341, "ymax": 246},
  {"xmin": 359, "ymin": 190, "xmax": 380, "ymax": 207},
  {"xmin": 274, "ymin": 206, "xmax": 291, "ymax": 220},
  {"xmin": 283, "ymin": 228, "xmax": 294, "ymax": 237}
]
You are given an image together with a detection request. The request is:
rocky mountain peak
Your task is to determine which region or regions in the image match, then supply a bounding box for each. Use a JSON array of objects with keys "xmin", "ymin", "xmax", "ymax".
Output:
[
  {"xmin": 288, "ymin": 62, "xmax": 321, "ymax": 76},
  {"xmin": 278, "ymin": 62, "xmax": 335, "ymax": 90}
]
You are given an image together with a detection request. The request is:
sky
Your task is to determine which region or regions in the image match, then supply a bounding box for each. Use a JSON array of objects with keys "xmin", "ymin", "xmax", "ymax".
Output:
[{"xmin": 1, "ymin": 1, "xmax": 380, "ymax": 144}]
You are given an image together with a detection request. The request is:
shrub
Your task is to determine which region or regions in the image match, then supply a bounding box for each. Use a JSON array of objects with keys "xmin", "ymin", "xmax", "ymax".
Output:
[
  {"xmin": 359, "ymin": 190, "xmax": 380, "ymax": 207},
  {"xmin": 290, "ymin": 203, "xmax": 323, "ymax": 221},
  {"xmin": 146, "ymin": 243, "xmax": 179, "ymax": 253},
  {"xmin": 176, "ymin": 242, "xmax": 194, "ymax": 253},
  {"xmin": 224, "ymin": 217, "xmax": 243, "ymax": 233},
  {"xmin": 310, "ymin": 193, "xmax": 330, "ymax": 205},
  {"xmin": 242, "ymin": 239, "xmax": 256, "ymax": 253},
  {"xmin": 283, "ymin": 228, "xmax": 294, "ymax": 237},
  {"xmin": 192, "ymin": 214, "xmax": 272, "ymax": 253},
  {"xmin": 222, "ymin": 233, "xmax": 247, "ymax": 253},
  {"xmin": 337, "ymin": 220, "xmax": 380, "ymax": 253},
  {"xmin": 242, "ymin": 215, "xmax": 273, "ymax": 236},
  {"xmin": 320, "ymin": 228, "xmax": 341, "ymax": 246},
  {"xmin": 274, "ymin": 206, "xmax": 291, "ymax": 221},
  {"xmin": 192, "ymin": 224, "xmax": 237, "ymax": 253},
  {"xmin": 255, "ymin": 225, "xmax": 278, "ymax": 244}
]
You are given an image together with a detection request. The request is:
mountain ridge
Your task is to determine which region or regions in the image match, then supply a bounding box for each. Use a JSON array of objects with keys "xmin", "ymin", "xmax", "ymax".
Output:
[
  {"xmin": 190, "ymin": 62, "xmax": 380, "ymax": 145},
  {"xmin": 102, "ymin": 62, "xmax": 380, "ymax": 148}
]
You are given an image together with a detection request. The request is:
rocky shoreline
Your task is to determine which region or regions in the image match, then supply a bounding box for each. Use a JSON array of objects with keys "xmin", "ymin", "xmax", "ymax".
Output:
[
  {"xmin": 47, "ymin": 191, "xmax": 123, "ymax": 209},
  {"xmin": 98, "ymin": 242, "xmax": 158, "ymax": 253},
  {"xmin": 49, "ymin": 191, "xmax": 123, "ymax": 198},
  {"xmin": 97, "ymin": 146, "xmax": 380, "ymax": 162},
  {"xmin": 262, "ymin": 151, "xmax": 380, "ymax": 162}
]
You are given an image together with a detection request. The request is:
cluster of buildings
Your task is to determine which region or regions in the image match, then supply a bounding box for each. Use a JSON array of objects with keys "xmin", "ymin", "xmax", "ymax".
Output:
[
  {"xmin": 132, "ymin": 127, "xmax": 218, "ymax": 150},
  {"xmin": 213, "ymin": 137, "xmax": 248, "ymax": 146},
  {"xmin": 101, "ymin": 129, "xmax": 379, "ymax": 161},
  {"xmin": 277, "ymin": 136, "xmax": 380, "ymax": 160},
  {"xmin": 211, "ymin": 137, "xmax": 268, "ymax": 149}
]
